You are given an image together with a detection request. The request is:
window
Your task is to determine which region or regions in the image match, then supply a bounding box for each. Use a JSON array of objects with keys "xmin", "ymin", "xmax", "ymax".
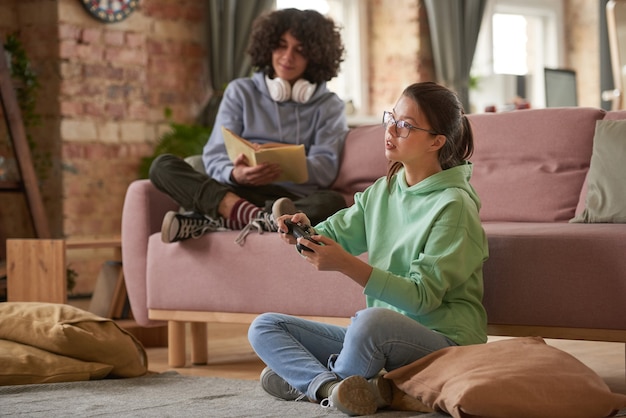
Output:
[
  {"xmin": 492, "ymin": 13, "xmax": 528, "ymax": 75},
  {"xmin": 471, "ymin": 0, "xmax": 565, "ymax": 111},
  {"xmin": 275, "ymin": 0, "xmax": 368, "ymax": 115}
]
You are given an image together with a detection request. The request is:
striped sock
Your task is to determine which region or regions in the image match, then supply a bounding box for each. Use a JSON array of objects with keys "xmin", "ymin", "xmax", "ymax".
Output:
[{"xmin": 226, "ymin": 199, "xmax": 262, "ymax": 230}]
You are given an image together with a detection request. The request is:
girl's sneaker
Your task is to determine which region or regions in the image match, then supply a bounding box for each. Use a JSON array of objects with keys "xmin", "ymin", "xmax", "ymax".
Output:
[
  {"xmin": 321, "ymin": 375, "xmax": 392, "ymax": 416},
  {"xmin": 260, "ymin": 367, "xmax": 307, "ymax": 402}
]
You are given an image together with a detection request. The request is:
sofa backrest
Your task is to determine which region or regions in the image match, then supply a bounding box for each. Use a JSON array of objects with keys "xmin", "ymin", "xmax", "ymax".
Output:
[
  {"xmin": 331, "ymin": 124, "xmax": 387, "ymax": 206},
  {"xmin": 603, "ymin": 109, "xmax": 626, "ymax": 120},
  {"xmin": 467, "ymin": 107, "xmax": 605, "ymax": 222},
  {"xmin": 332, "ymin": 107, "xmax": 612, "ymax": 222}
]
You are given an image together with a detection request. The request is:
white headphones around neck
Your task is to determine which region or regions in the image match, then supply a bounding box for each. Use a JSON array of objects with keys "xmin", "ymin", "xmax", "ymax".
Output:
[{"xmin": 265, "ymin": 75, "xmax": 316, "ymax": 103}]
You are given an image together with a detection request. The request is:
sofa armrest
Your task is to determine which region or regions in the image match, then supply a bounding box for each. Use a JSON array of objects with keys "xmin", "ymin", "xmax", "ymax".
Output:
[{"xmin": 121, "ymin": 179, "xmax": 178, "ymax": 326}]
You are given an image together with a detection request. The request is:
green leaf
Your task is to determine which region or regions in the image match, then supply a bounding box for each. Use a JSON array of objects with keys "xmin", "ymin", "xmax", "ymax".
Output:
[{"xmin": 138, "ymin": 117, "xmax": 212, "ymax": 179}]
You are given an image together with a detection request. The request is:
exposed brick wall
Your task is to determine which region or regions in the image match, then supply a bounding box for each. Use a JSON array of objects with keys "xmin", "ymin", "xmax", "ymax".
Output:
[
  {"xmin": 58, "ymin": 0, "xmax": 207, "ymax": 293},
  {"xmin": 58, "ymin": 0, "xmax": 207, "ymax": 245},
  {"xmin": 367, "ymin": 0, "xmax": 436, "ymax": 113},
  {"xmin": 1, "ymin": 0, "xmax": 207, "ymax": 294},
  {"xmin": 564, "ymin": 0, "xmax": 600, "ymax": 108}
]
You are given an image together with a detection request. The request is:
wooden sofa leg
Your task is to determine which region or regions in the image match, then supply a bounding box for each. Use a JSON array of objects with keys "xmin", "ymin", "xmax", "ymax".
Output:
[
  {"xmin": 168, "ymin": 320, "xmax": 187, "ymax": 367},
  {"xmin": 190, "ymin": 322, "xmax": 208, "ymax": 365}
]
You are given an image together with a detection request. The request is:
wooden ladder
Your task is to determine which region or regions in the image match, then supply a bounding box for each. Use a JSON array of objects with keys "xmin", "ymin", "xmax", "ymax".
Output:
[{"xmin": 0, "ymin": 37, "xmax": 50, "ymax": 241}]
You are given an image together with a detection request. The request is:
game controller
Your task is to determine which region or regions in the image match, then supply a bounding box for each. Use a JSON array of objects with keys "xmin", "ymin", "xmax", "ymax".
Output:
[{"xmin": 284, "ymin": 220, "xmax": 321, "ymax": 253}]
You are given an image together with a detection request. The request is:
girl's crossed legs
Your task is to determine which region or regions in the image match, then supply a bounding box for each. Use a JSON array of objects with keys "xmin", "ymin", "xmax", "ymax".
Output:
[{"xmin": 248, "ymin": 307, "xmax": 457, "ymax": 401}]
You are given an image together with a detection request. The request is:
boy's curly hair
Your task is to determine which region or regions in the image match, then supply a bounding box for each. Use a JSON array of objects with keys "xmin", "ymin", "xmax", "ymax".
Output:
[{"xmin": 247, "ymin": 8, "xmax": 345, "ymax": 84}]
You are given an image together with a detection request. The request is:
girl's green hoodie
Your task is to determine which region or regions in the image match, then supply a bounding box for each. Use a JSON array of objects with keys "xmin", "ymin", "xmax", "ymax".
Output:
[{"xmin": 315, "ymin": 162, "xmax": 489, "ymax": 346}]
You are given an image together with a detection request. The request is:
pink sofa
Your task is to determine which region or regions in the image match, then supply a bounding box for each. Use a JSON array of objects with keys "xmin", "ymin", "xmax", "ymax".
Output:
[{"xmin": 122, "ymin": 108, "xmax": 626, "ymax": 367}]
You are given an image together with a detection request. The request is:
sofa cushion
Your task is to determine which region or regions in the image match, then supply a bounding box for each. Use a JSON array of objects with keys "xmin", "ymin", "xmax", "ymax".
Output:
[
  {"xmin": 467, "ymin": 108, "xmax": 604, "ymax": 222},
  {"xmin": 571, "ymin": 119, "xmax": 626, "ymax": 223},
  {"xmin": 331, "ymin": 124, "xmax": 387, "ymax": 206},
  {"xmin": 385, "ymin": 336, "xmax": 626, "ymax": 418},
  {"xmin": 574, "ymin": 110, "xmax": 626, "ymax": 216},
  {"xmin": 481, "ymin": 222, "xmax": 626, "ymax": 330},
  {"xmin": 146, "ymin": 232, "xmax": 367, "ymax": 317}
]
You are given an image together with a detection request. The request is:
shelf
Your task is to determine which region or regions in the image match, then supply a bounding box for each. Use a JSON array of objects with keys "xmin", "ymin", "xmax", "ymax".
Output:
[{"xmin": 0, "ymin": 180, "xmax": 22, "ymax": 191}]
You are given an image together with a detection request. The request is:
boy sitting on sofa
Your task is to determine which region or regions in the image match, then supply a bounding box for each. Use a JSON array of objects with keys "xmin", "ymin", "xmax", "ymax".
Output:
[{"xmin": 148, "ymin": 8, "xmax": 349, "ymax": 245}]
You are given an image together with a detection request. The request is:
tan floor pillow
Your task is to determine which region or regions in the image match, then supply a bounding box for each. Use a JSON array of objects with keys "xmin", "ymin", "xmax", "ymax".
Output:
[
  {"xmin": 385, "ymin": 336, "xmax": 626, "ymax": 418},
  {"xmin": 0, "ymin": 302, "xmax": 147, "ymax": 385}
]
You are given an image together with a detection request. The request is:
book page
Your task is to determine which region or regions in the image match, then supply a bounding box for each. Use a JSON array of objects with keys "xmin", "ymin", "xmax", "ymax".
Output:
[
  {"xmin": 222, "ymin": 127, "xmax": 257, "ymax": 165},
  {"xmin": 222, "ymin": 127, "xmax": 308, "ymax": 183}
]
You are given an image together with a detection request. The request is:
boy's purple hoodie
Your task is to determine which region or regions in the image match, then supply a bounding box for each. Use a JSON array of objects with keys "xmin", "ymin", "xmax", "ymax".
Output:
[{"xmin": 202, "ymin": 71, "xmax": 349, "ymax": 197}]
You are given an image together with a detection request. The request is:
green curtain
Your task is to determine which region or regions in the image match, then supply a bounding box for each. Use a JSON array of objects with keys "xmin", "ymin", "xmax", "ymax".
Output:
[{"xmin": 198, "ymin": 0, "xmax": 274, "ymax": 127}]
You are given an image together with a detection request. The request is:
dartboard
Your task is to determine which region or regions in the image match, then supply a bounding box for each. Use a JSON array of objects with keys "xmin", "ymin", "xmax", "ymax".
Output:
[{"xmin": 81, "ymin": 0, "xmax": 139, "ymax": 23}]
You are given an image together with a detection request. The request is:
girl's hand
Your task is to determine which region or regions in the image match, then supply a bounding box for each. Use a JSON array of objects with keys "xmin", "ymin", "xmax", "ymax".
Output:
[
  {"xmin": 276, "ymin": 213, "xmax": 311, "ymax": 242},
  {"xmin": 297, "ymin": 235, "xmax": 348, "ymax": 271},
  {"xmin": 231, "ymin": 153, "xmax": 281, "ymax": 185},
  {"xmin": 298, "ymin": 235, "xmax": 374, "ymax": 287}
]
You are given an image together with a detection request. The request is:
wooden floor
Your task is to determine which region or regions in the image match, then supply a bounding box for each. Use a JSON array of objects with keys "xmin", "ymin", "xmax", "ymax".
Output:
[{"xmin": 144, "ymin": 322, "xmax": 626, "ymax": 395}]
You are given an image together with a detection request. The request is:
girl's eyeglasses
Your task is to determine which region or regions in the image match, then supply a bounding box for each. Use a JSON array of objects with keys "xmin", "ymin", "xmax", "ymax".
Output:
[{"xmin": 382, "ymin": 111, "xmax": 438, "ymax": 138}]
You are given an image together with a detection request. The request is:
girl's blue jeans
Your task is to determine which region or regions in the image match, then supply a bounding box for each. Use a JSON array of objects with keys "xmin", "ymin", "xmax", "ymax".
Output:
[{"xmin": 247, "ymin": 307, "xmax": 457, "ymax": 401}]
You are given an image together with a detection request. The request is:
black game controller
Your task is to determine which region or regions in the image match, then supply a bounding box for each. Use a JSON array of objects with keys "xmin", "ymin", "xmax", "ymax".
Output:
[{"xmin": 284, "ymin": 220, "xmax": 321, "ymax": 253}]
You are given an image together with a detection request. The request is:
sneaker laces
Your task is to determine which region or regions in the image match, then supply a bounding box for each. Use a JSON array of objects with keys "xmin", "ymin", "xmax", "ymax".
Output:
[
  {"xmin": 179, "ymin": 215, "xmax": 227, "ymax": 240},
  {"xmin": 234, "ymin": 212, "xmax": 278, "ymax": 246},
  {"xmin": 293, "ymin": 393, "xmax": 308, "ymax": 402},
  {"xmin": 279, "ymin": 385, "xmax": 307, "ymax": 402},
  {"xmin": 193, "ymin": 217, "xmax": 227, "ymax": 238},
  {"xmin": 318, "ymin": 381, "xmax": 339, "ymax": 410},
  {"xmin": 320, "ymin": 397, "xmax": 333, "ymax": 409}
]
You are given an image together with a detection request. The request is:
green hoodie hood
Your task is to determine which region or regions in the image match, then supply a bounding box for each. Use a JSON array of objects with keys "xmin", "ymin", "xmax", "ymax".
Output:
[{"xmin": 396, "ymin": 161, "xmax": 481, "ymax": 213}]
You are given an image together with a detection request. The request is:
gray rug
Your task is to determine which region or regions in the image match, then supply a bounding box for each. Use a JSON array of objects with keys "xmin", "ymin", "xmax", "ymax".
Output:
[
  {"xmin": 0, "ymin": 372, "xmax": 443, "ymax": 417},
  {"xmin": 1, "ymin": 372, "xmax": 625, "ymax": 418}
]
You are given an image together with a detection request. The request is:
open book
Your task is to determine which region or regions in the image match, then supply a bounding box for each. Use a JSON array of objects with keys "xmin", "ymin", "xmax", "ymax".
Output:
[{"xmin": 222, "ymin": 126, "xmax": 308, "ymax": 183}]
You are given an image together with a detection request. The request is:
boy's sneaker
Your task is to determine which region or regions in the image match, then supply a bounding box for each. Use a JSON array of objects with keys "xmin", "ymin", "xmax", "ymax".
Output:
[
  {"xmin": 260, "ymin": 367, "xmax": 307, "ymax": 402},
  {"xmin": 321, "ymin": 375, "xmax": 392, "ymax": 416},
  {"xmin": 161, "ymin": 211, "xmax": 227, "ymax": 243},
  {"xmin": 234, "ymin": 198, "xmax": 296, "ymax": 245},
  {"xmin": 271, "ymin": 197, "xmax": 297, "ymax": 222}
]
